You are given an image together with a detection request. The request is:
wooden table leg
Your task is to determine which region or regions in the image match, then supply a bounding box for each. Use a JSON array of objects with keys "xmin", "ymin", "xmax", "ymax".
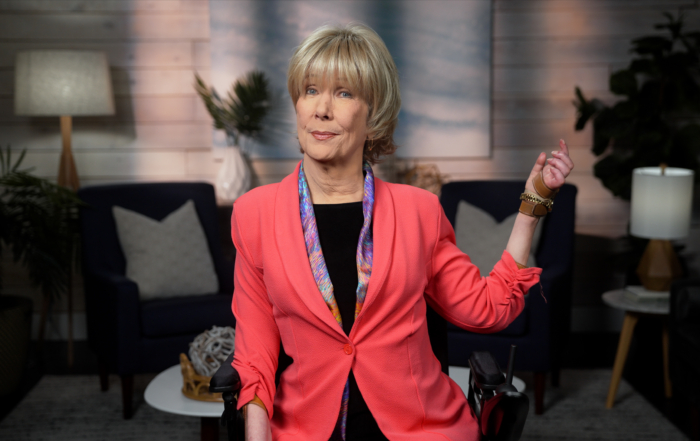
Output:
[
  {"xmin": 201, "ymin": 417, "xmax": 219, "ymax": 441},
  {"xmin": 662, "ymin": 321, "xmax": 672, "ymax": 398},
  {"xmin": 606, "ymin": 312, "xmax": 639, "ymax": 408}
]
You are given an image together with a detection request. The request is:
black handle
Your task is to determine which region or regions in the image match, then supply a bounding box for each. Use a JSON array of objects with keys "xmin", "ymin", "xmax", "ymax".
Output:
[{"xmin": 505, "ymin": 344, "xmax": 517, "ymax": 386}]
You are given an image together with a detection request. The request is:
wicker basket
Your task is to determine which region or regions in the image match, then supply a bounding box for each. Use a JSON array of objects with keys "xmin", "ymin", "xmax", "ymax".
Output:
[{"xmin": 179, "ymin": 353, "xmax": 223, "ymax": 402}]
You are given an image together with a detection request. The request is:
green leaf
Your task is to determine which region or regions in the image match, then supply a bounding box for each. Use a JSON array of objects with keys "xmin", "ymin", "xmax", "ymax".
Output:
[
  {"xmin": 628, "ymin": 59, "xmax": 657, "ymax": 76},
  {"xmin": 593, "ymin": 154, "xmax": 634, "ymax": 200},
  {"xmin": 193, "ymin": 70, "xmax": 274, "ymax": 148},
  {"xmin": 669, "ymin": 124, "xmax": 700, "ymax": 173},
  {"xmin": 591, "ymin": 108, "xmax": 617, "ymax": 155},
  {"xmin": 631, "ymin": 36, "xmax": 673, "ymax": 58},
  {"xmin": 612, "ymin": 100, "xmax": 638, "ymax": 119},
  {"xmin": 573, "ymin": 87, "xmax": 605, "ymax": 131},
  {"xmin": 655, "ymin": 11, "xmax": 684, "ymax": 40},
  {"xmin": 0, "ymin": 160, "xmax": 84, "ymax": 300},
  {"xmin": 610, "ymin": 70, "xmax": 638, "ymax": 97}
]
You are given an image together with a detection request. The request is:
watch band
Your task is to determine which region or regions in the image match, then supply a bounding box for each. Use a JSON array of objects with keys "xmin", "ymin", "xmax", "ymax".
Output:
[
  {"xmin": 533, "ymin": 171, "xmax": 559, "ymax": 200},
  {"xmin": 520, "ymin": 192, "xmax": 553, "ymax": 211},
  {"xmin": 519, "ymin": 199, "xmax": 549, "ymax": 217}
]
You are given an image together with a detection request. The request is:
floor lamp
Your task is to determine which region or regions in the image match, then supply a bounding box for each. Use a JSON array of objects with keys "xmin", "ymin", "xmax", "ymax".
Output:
[{"xmin": 14, "ymin": 50, "xmax": 115, "ymax": 365}]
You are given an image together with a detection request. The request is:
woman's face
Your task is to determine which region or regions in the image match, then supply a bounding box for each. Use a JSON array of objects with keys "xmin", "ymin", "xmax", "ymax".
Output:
[{"xmin": 296, "ymin": 75, "xmax": 369, "ymax": 167}]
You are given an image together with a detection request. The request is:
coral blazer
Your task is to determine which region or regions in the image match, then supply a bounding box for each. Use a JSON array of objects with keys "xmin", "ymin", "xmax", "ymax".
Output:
[{"xmin": 231, "ymin": 162, "xmax": 541, "ymax": 441}]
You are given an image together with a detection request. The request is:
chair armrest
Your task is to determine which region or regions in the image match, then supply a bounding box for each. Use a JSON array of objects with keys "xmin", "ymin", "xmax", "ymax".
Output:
[
  {"xmin": 89, "ymin": 270, "xmax": 140, "ymax": 325},
  {"xmin": 88, "ymin": 270, "xmax": 140, "ymax": 300},
  {"xmin": 210, "ymin": 352, "xmax": 241, "ymax": 394},
  {"xmin": 469, "ymin": 351, "xmax": 505, "ymax": 391},
  {"xmin": 84, "ymin": 270, "xmax": 142, "ymax": 372}
]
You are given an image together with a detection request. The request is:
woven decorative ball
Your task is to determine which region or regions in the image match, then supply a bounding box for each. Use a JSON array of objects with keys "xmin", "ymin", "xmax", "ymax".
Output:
[{"xmin": 180, "ymin": 325, "xmax": 235, "ymax": 402}]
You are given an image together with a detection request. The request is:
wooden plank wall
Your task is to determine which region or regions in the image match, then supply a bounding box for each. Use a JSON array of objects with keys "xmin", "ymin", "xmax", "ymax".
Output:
[
  {"xmin": 0, "ymin": 0, "xmax": 214, "ymax": 188},
  {"xmin": 0, "ymin": 0, "xmax": 215, "ymax": 339},
  {"xmin": 1, "ymin": 0, "xmax": 699, "ymax": 338}
]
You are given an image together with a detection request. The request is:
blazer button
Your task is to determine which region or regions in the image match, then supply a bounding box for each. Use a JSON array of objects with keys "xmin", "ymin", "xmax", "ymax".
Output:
[{"xmin": 343, "ymin": 344, "xmax": 353, "ymax": 355}]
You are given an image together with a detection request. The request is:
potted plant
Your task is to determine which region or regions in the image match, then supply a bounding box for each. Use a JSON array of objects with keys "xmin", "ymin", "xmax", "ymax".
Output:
[
  {"xmin": 0, "ymin": 147, "xmax": 83, "ymax": 395},
  {"xmin": 194, "ymin": 71, "xmax": 276, "ymax": 202},
  {"xmin": 573, "ymin": 12, "xmax": 700, "ymax": 200}
]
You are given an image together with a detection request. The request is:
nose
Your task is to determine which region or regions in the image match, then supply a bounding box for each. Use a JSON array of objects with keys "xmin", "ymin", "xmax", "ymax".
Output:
[{"xmin": 314, "ymin": 91, "xmax": 333, "ymax": 120}]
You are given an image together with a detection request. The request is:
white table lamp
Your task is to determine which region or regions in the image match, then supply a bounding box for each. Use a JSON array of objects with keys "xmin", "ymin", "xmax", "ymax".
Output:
[
  {"xmin": 630, "ymin": 166, "xmax": 694, "ymax": 291},
  {"xmin": 14, "ymin": 50, "xmax": 115, "ymax": 190}
]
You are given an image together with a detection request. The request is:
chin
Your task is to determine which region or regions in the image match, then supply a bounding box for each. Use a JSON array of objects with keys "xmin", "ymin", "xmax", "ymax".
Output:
[{"xmin": 303, "ymin": 145, "xmax": 338, "ymax": 163}]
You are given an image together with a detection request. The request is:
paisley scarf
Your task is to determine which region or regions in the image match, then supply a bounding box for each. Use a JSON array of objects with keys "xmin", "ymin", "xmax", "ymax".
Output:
[{"xmin": 298, "ymin": 161, "xmax": 375, "ymax": 440}]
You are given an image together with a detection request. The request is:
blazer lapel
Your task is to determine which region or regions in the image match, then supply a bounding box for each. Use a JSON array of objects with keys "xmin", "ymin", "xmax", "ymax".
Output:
[
  {"xmin": 354, "ymin": 177, "xmax": 395, "ymax": 325},
  {"xmin": 274, "ymin": 162, "xmax": 346, "ymax": 338}
]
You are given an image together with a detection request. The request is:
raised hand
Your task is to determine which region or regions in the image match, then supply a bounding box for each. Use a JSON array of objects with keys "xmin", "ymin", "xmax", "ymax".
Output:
[{"xmin": 525, "ymin": 139, "xmax": 574, "ymax": 193}]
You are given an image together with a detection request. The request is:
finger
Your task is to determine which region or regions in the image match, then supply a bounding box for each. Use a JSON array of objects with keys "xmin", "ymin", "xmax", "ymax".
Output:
[
  {"xmin": 558, "ymin": 139, "xmax": 570, "ymax": 156},
  {"xmin": 546, "ymin": 166, "xmax": 566, "ymax": 188},
  {"xmin": 546, "ymin": 157, "xmax": 572, "ymax": 178},
  {"xmin": 551, "ymin": 150, "xmax": 574, "ymax": 170},
  {"xmin": 531, "ymin": 152, "xmax": 547, "ymax": 175}
]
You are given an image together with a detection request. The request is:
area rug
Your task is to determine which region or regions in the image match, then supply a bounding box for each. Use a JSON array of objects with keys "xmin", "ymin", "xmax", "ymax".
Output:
[
  {"xmin": 520, "ymin": 369, "xmax": 687, "ymax": 440},
  {"xmin": 0, "ymin": 369, "xmax": 687, "ymax": 440}
]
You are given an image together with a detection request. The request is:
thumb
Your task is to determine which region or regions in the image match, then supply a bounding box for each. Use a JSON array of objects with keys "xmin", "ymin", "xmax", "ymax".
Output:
[{"xmin": 530, "ymin": 152, "xmax": 547, "ymax": 178}]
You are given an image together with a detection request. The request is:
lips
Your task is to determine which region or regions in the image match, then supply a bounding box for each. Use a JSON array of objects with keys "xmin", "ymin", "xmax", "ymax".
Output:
[{"xmin": 311, "ymin": 131, "xmax": 337, "ymax": 140}]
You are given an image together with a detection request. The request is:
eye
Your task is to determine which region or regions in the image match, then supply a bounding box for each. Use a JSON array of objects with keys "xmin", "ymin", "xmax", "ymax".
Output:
[
  {"xmin": 339, "ymin": 91, "xmax": 352, "ymax": 98},
  {"xmin": 305, "ymin": 86, "xmax": 317, "ymax": 95}
]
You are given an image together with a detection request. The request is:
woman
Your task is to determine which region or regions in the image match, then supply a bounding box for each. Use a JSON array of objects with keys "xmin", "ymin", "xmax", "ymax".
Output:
[{"xmin": 232, "ymin": 24, "xmax": 574, "ymax": 441}]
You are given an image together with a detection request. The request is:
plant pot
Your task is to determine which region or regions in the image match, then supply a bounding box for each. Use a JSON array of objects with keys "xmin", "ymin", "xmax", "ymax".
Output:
[
  {"xmin": 216, "ymin": 145, "xmax": 252, "ymax": 203},
  {"xmin": 0, "ymin": 295, "xmax": 33, "ymax": 396}
]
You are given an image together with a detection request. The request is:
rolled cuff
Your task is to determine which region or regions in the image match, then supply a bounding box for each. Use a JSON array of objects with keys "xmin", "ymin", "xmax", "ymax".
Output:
[
  {"xmin": 495, "ymin": 250, "xmax": 542, "ymax": 299},
  {"xmin": 234, "ymin": 360, "xmax": 274, "ymax": 418}
]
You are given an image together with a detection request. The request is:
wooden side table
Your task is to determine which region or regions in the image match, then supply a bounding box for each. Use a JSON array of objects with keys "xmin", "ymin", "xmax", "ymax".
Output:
[{"xmin": 602, "ymin": 289, "xmax": 671, "ymax": 409}]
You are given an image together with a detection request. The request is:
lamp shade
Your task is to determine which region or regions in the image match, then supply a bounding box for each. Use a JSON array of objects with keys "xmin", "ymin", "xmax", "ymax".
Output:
[
  {"xmin": 630, "ymin": 167, "xmax": 694, "ymax": 240},
  {"xmin": 14, "ymin": 50, "xmax": 115, "ymax": 116}
]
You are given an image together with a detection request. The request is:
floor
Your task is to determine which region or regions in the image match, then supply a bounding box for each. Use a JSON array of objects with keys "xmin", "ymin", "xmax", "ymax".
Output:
[{"xmin": 0, "ymin": 326, "xmax": 697, "ymax": 440}]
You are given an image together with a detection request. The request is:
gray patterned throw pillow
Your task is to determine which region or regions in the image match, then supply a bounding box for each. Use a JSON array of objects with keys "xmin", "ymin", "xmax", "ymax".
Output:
[
  {"xmin": 112, "ymin": 200, "xmax": 219, "ymax": 300},
  {"xmin": 455, "ymin": 200, "xmax": 542, "ymax": 277}
]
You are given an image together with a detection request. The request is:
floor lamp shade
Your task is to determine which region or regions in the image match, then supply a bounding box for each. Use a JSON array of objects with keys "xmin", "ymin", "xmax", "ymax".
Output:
[
  {"xmin": 630, "ymin": 167, "xmax": 694, "ymax": 240},
  {"xmin": 14, "ymin": 50, "xmax": 114, "ymax": 116}
]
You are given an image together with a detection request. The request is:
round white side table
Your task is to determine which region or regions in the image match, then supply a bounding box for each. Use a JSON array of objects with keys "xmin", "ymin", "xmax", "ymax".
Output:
[
  {"xmin": 602, "ymin": 289, "xmax": 671, "ymax": 409},
  {"xmin": 145, "ymin": 365, "xmax": 224, "ymax": 441}
]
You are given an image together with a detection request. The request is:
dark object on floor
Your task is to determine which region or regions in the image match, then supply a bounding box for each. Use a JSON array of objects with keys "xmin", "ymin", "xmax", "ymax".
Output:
[
  {"xmin": 0, "ymin": 296, "xmax": 32, "ymax": 396},
  {"xmin": 440, "ymin": 181, "xmax": 577, "ymax": 415},
  {"xmin": 77, "ymin": 182, "xmax": 235, "ymax": 419},
  {"xmin": 669, "ymin": 277, "xmax": 700, "ymax": 440},
  {"xmin": 209, "ymin": 308, "xmax": 529, "ymax": 441}
]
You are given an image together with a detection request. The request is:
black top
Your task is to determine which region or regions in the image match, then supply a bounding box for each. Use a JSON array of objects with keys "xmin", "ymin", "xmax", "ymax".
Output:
[{"xmin": 313, "ymin": 202, "xmax": 388, "ymax": 441}]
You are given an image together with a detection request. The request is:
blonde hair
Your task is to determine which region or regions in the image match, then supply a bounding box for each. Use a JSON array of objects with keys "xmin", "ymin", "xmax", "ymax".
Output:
[{"xmin": 287, "ymin": 23, "xmax": 401, "ymax": 164}]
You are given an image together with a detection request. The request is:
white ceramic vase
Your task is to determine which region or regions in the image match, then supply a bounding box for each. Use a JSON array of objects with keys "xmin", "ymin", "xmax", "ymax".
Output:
[{"xmin": 216, "ymin": 145, "xmax": 251, "ymax": 203}]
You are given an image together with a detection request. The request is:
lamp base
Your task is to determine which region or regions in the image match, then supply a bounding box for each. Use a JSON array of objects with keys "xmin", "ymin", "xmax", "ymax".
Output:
[
  {"xmin": 58, "ymin": 115, "xmax": 80, "ymax": 191},
  {"xmin": 636, "ymin": 239, "xmax": 682, "ymax": 292}
]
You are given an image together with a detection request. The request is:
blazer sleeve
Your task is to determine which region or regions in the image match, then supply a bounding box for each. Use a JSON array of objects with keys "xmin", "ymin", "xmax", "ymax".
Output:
[
  {"xmin": 230, "ymin": 203, "xmax": 279, "ymax": 418},
  {"xmin": 424, "ymin": 198, "xmax": 542, "ymax": 333}
]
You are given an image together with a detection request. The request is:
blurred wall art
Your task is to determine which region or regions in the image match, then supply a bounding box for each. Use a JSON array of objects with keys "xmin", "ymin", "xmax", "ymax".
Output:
[{"xmin": 209, "ymin": 0, "xmax": 492, "ymax": 159}]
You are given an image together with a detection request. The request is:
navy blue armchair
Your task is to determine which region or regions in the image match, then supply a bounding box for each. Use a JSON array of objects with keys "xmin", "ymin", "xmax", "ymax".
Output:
[
  {"xmin": 78, "ymin": 182, "xmax": 236, "ymax": 419},
  {"xmin": 440, "ymin": 181, "xmax": 576, "ymax": 415}
]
